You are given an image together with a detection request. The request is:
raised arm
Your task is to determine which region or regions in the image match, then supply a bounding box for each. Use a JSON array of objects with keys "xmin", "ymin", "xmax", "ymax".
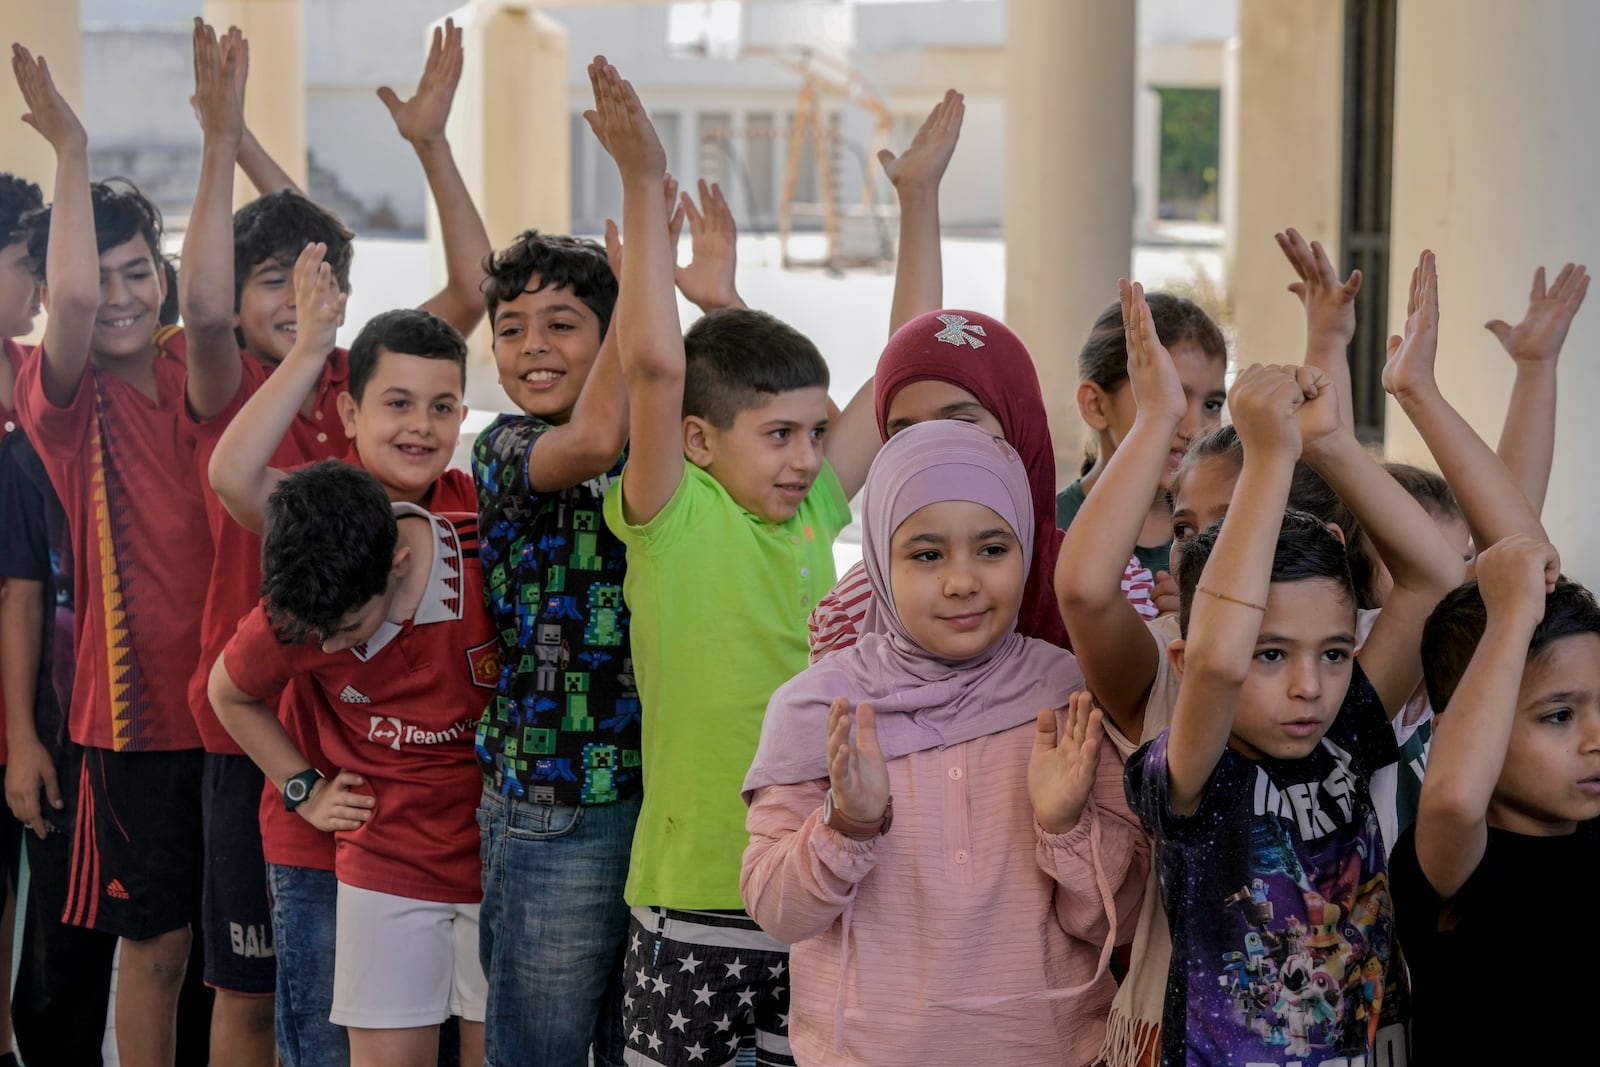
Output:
[
  {"xmin": 586, "ymin": 58, "xmax": 681, "ymax": 526},
  {"xmin": 1414, "ymin": 536, "xmax": 1558, "ymax": 899},
  {"xmin": 879, "ymin": 89, "xmax": 963, "ymax": 337},
  {"xmin": 1056, "ymin": 281, "xmax": 1178, "ymax": 740},
  {"xmin": 1384, "ymin": 251, "xmax": 1548, "ymax": 550},
  {"xmin": 182, "ymin": 20, "xmax": 248, "ymax": 420},
  {"xmin": 822, "ymin": 377, "xmax": 878, "ymax": 501},
  {"xmin": 1166, "ymin": 365, "xmax": 1304, "ymax": 815},
  {"xmin": 673, "ymin": 179, "xmax": 745, "ymax": 314},
  {"xmin": 208, "ymin": 241, "xmax": 344, "ymax": 531},
  {"xmin": 1297, "ymin": 360, "xmax": 1463, "ymax": 715},
  {"xmin": 11, "ymin": 46, "xmax": 96, "ymax": 404},
  {"xmin": 1486, "ymin": 263, "xmax": 1588, "ymax": 516},
  {"xmin": 1276, "ymin": 228, "xmax": 1361, "ymax": 428},
  {"xmin": 380, "ymin": 18, "xmax": 490, "ymax": 339},
  {"xmin": 235, "ymin": 125, "xmax": 303, "ymax": 196}
]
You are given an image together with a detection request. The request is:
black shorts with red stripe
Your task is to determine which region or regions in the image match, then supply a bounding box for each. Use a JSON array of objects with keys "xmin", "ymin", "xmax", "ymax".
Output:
[{"xmin": 66, "ymin": 747, "xmax": 205, "ymax": 940}]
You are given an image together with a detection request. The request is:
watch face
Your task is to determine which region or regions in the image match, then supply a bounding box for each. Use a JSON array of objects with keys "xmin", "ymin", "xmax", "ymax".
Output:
[{"xmin": 286, "ymin": 778, "xmax": 310, "ymax": 804}]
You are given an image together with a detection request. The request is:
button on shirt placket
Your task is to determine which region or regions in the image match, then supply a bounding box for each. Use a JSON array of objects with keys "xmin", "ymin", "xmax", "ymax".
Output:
[{"xmin": 942, "ymin": 753, "xmax": 974, "ymax": 882}]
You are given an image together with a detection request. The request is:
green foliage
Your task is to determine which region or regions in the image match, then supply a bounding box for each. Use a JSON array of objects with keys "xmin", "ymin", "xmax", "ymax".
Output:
[{"xmin": 1156, "ymin": 87, "xmax": 1221, "ymax": 222}]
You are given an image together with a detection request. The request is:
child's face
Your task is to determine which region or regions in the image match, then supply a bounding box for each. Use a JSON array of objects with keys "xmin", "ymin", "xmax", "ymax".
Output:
[
  {"xmin": 882, "ymin": 378, "xmax": 1004, "ymax": 439},
  {"xmin": 1488, "ymin": 631, "xmax": 1600, "ymax": 834},
  {"xmin": 82, "ymin": 235, "xmax": 165, "ymax": 362},
  {"xmin": 1170, "ymin": 454, "xmax": 1241, "ymax": 573},
  {"xmin": 889, "ymin": 500, "xmax": 1025, "ymax": 662},
  {"xmin": 0, "ymin": 240, "xmax": 40, "ymax": 339},
  {"xmin": 1095, "ymin": 340, "xmax": 1226, "ymax": 489},
  {"xmin": 690, "ymin": 386, "xmax": 829, "ymax": 523},
  {"xmin": 1225, "ymin": 578, "xmax": 1357, "ymax": 760},
  {"xmin": 337, "ymin": 349, "xmax": 466, "ymax": 504},
  {"xmin": 318, "ymin": 589, "xmax": 391, "ymax": 654},
  {"xmin": 235, "ymin": 255, "xmax": 307, "ymax": 365},
  {"xmin": 491, "ymin": 279, "xmax": 603, "ymax": 423}
]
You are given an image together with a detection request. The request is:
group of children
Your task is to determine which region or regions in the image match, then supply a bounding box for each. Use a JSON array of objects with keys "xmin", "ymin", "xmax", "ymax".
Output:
[{"xmin": 0, "ymin": 16, "xmax": 1594, "ymax": 1067}]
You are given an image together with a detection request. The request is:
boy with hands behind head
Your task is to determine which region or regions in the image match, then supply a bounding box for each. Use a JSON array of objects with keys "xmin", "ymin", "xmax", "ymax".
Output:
[
  {"xmin": 1391, "ymin": 536, "xmax": 1600, "ymax": 1063},
  {"xmin": 589, "ymin": 55, "xmax": 874, "ymax": 1066},
  {"xmin": 1124, "ymin": 360, "xmax": 1461, "ymax": 1066}
]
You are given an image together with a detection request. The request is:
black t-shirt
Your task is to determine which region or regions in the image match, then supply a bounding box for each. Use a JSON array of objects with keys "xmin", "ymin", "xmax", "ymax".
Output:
[{"xmin": 1391, "ymin": 819, "xmax": 1600, "ymax": 1063}]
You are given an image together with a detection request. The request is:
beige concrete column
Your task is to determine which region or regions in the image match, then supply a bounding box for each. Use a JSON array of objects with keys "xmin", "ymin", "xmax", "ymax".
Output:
[
  {"xmin": 1386, "ymin": 0, "xmax": 1600, "ymax": 583},
  {"xmin": 0, "ymin": 0, "xmax": 84, "ymax": 192},
  {"xmin": 1004, "ymin": 0, "xmax": 1134, "ymax": 488},
  {"xmin": 204, "ymin": 0, "xmax": 307, "ymax": 207},
  {"xmin": 1228, "ymin": 0, "xmax": 1344, "ymax": 363}
]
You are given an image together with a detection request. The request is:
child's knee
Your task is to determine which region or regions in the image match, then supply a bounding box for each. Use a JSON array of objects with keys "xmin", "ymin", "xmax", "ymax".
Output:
[{"xmin": 123, "ymin": 926, "xmax": 193, "ymax": 981}]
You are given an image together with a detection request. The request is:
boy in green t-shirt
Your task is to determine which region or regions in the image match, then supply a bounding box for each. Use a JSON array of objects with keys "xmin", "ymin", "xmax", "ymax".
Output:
[{"xmin": 587, "ymin": 58, "xmax": 876, "ymax": 1066}]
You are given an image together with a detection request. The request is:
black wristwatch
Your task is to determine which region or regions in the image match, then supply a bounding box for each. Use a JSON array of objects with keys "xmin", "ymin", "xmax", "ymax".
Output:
[{"xmin": 283, "ymin": 768, "xmax": 324, "ymax": 812}]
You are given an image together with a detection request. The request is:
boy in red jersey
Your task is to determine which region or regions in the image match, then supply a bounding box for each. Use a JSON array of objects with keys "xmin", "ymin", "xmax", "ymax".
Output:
[
  {"xmin": 176, "ymin": 21, "xmax": 490, "ymax": 1064},
  {"xmin": 210, "ymin": 458, "xmax": 495, "ymax": 1067},
  {"xmin": 6, "ymin": 41, "xmax": 266, "ymax": 1066}
]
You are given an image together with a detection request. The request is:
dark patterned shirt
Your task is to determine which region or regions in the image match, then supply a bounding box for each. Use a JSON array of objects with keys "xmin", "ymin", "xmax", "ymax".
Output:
[{"xmin": 472, "ymin": 414, "xmax": 641, "ymax": 806}]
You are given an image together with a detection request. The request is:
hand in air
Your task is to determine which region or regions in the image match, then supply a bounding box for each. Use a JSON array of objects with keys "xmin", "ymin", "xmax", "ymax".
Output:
[
  {"xmin": 190, "ymin": 19, "xmax": 247, "ymax": 147},
  {"xmin": 378, "ymin": 18, "xmax": 463, "ymax": 146},
  {"xmin": 1028, "ymin": 692, "xmax": 1105, "ymax": 835},
  {"xmin": 1276, "ymin": 227, "xmax": 1362, "ymax": 351},
  {"xmin": 1381, "ymin": 250, "xmax": 1441, "ymax": 404},
  {"xmin": 1121, "ymin": 278, "xmax": 1186, "ymax": 426},
  {"xmin": 1228, "ymin": 363, "xmax": 1309, "ymax": 462},
  {"xmin": 11, "ymin": 44, "xmax": 86, "ymax": 153},
  {"xmin": 296, "ymin": 770, "xmax": 375, "ymax": 832},
  {"xmin": 602, "ymin": 173, "xmax": 683, "ymax": 277},
  {"xmin": 290, "ymin": 241, "xmax": 346, "ymax": 358},
  {"xmin": 878, "ymin": 89, "xmax": 964, "ymax": 193},
  {"xmin": 1484, "ymin": 262, "xmax": 1590, "ymax": 367},
  {"xmin": 825, "ymin": 698, "xmax": 890, "ymax": 825},
  {"xmin": 675, "ymin": 180, "xmax": 744, "ymax": 312},
  {"xmin": 1475, "ymin": 534, "xmax": 1561, "ymax": 630},
  {"xmin": 583, "ymin": 56, "xmax": 666, "ymax": 182}
]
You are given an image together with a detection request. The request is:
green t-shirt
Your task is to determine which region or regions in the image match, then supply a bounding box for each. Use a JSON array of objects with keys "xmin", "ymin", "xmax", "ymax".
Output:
[
  {"xmin": 604, "ymin": 461, "xmax": 852, "ymax": 909},
  {"xmin": 1055, "ymin": 477, "xmax": 1172, "ymax": 576}
]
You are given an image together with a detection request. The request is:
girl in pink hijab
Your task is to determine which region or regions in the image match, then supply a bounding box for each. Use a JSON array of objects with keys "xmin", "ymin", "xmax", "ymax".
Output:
[{"xmin": 741, "ymin": 420, "xmax": 1148, "ymax": 1066}]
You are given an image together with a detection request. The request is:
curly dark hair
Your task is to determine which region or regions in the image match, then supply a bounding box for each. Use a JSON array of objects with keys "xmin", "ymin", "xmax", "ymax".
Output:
[
  {"xmin": 347, "ymin": 308, "xmax": 468, "ymax": 402},
  {"xmin": 231, "ymin": 190, "xmax": 354, "ymax": 309},
  {"xmin": 261, "ymin": 461, "xmax": 398, "ymax": 646},
  {"xmin": 683, "ymin": 308, "xmax": 828, "ymax": 428},
  {"xmin": 20, "ymin": 178, "xmax": 163, "ymax": 282},
  {"xmin": 1176, "ymin": 508, "xmax": 1355, "ymax": 638},
  {"xmin": 0, "ymin": 173, "xmax": 44, "ymax": 246},
  {"xmin": 481, "ymin": 231, "xmax": 617, "ymax": 334}
]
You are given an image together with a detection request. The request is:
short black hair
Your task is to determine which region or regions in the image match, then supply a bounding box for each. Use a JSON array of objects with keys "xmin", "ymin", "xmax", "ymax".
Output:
[
  {"xmin": 0, "ymin": 173, "xmax": 44, "ymax": 246},
  {"xmin": 1176, "ymin": 508, "xmax": 1355, "ymax": 637},
  {"xmin": 1422, "ymin": 576, "xmax": 1600, "ymax": 712},
  {"xmin": 1384, "ymin": 461, "xmax": 1463, "ymax": 524},
  {"xmin": 231, "ymin": 190, "xmax": 354, "ymax": 309},
  {"xmin": 1288, "ymin": 462, "xmax": 1378, "ymax": 610},
  {"xmin": 482, "ymin": 231, "xmax": 616, "ymax": 334},
  {"xmin": 347, "ymin": 308, "xmax": 468, "ymax": 402},
  {"xmin": 261, "ymin": 460, "xmax": 397, "ymax": 645},
  {"xmin": 682, "ymin": 308, "xmax": 828, "ymax": 427},
  {"xmin": 22, "ymin": 178, "xmax": 162, "ymax": 281}
]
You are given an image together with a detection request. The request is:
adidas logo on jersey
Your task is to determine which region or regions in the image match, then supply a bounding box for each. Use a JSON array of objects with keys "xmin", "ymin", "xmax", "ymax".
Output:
[
  {"xmin": 106, "ymin": 878, "xmax": 130, "ymax": 900},
  {"xmin": 339, "ymin": 685, "xmax": 372, "ymax": 704}
]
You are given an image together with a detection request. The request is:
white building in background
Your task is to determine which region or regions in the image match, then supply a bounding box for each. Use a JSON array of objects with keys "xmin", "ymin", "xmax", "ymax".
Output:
[{"xmin": 76, "ymin": 0, "xmax": 1236, "ymax": 242}]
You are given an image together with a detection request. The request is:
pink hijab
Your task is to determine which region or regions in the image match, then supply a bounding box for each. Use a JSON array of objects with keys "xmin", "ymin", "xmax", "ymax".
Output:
[{"xmin": 745, "ymin": 420, "xmax": 1084, "ymax": 793}]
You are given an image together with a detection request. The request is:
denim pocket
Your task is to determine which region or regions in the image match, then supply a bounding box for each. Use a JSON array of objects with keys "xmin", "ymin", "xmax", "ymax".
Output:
[{"xmin": 503, "ymin": 800, "xmax": 585, "ymax": 841}]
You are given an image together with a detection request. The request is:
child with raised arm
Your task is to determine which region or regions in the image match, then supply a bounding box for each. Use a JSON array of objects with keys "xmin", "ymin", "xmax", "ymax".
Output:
[
  {"xmin": 743, "ymin": 420, "xmax": 1146, "ymax": 1066},
  {"xmin": 588, "ymin": 56, "xmax": 876, "ymax": 1066},
  {"xmin": 1391, "ymin": 536, "xmax": 1598, "ymax": 1063},
  {"xmin": 209, "ymin": 459, "xmax": 493, "ymax": 1067},
  {"xmin": 1123, "ymin": 361, "xmax": 1463, "ymax": 1066}
]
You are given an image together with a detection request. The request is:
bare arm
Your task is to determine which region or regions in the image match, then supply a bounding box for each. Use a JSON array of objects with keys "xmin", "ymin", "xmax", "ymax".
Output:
[
  {"xmin": 236, "ymin": 125, "xmax": 303, "ymax": 196},
  {"xmin": 879, "ymin": 89, "xmax": 963, "ymax": 337},
  {"xmin": 11, "ymin": 47, "xmax": 97, "ymax": 405},
  {"xmin": 586, "ymin": 58, "xmax": 683, "ymax": 526},
  {"xmin": 1486, "ymin": 263, "xmax": 1588, "ymax": 515},
  {"xmin": 209, "ymin": 242, "xmax": 344, "ymax": 531},
  {"xmin": 182, "ymin": 20, "xmax": 248, "ymax": 420},
  {"xmin": 1, "ymin": 578, "xmax": 61, "ymax": 839},
  {"xmin": 1166, "ymin": 366, "xmax": 1305, "ymax": 815},
  {"xmin": 1056, "ymin": 282, "xmax": 1176, "ymax": 739},
  {"xmin": 822, "ymin": 379, "xmax": 878, "ymax": 501},
  {"xmin": 381, "ymin": 19, "xmax": 491, "ymax": 338},
  {"xmin": 1384, "ymin": 251, "xmax": 1548, "ymax": 550},
  {"xmin": 1414, "ymin": 536, "xmax": 1557, "ymax": 898},
  {"xmin": 1276, "ymin": 228, "xmax": 1361, "ymax": 428}
]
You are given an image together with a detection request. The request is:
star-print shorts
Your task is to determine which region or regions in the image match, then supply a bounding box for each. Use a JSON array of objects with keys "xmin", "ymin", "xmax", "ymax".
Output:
[{"xmin": 623, "ymin": 906, "xmax": 794, "ymax": 1067}]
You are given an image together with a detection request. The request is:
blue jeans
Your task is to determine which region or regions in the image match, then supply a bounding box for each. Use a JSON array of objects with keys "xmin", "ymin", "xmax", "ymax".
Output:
[
  {"xmin": 478, "ymin": 786, "xmax": 641, "ymax": 1067},
  {"xmin": 267, "ymin": 862, "xmax": 349, "ymax": 1067}
]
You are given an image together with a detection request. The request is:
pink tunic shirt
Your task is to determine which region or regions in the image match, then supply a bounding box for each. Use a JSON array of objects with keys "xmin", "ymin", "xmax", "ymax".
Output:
[{"xmin": 742, "ymin": 719, "xmax": 1149, "ymax": 1066}]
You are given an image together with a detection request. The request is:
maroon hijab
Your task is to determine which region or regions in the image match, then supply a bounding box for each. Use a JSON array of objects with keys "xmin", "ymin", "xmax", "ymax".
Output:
[{"xmin": 873, "ymin": 310, "xmax": 1068, "ymax": 649}]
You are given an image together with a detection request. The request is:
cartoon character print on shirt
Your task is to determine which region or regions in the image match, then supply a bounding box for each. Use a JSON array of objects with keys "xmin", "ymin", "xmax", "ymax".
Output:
[{"xmin": 1202, "ymin": 737, "xmax": 1402, "ymax": 1063}]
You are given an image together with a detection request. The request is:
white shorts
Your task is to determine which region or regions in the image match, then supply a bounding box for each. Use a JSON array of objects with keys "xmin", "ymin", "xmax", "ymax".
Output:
[{"xmin": 330, "ymin": 882, "xmax": 487, "ymax": 1029}]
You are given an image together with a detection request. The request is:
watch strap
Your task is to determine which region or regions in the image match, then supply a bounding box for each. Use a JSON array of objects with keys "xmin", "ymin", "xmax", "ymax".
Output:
[{"xmin": 823, "ymin": 790, "xmax": 893, "ymax": 839}]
